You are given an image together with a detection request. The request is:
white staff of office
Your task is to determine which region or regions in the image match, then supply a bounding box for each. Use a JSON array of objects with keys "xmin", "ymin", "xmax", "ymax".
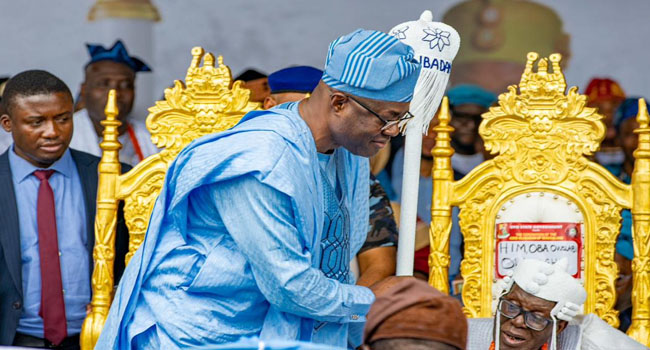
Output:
[{"xmin": 390, "ymin": 11, "xmax": 460, "ymax": 276}]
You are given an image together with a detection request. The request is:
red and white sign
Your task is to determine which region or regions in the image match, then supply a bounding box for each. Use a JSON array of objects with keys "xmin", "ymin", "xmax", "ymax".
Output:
[{"xmin": 495, "ymin": 222, "xmax": 582, "ymax": 279}]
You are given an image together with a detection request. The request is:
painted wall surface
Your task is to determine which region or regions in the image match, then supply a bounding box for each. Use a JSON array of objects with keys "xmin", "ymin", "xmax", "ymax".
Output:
[{"xmin": 1, "ymin": 0, "xmax": 648, "ymax": 119}]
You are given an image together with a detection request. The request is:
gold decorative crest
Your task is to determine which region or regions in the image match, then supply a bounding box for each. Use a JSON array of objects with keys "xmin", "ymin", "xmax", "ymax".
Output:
[
  {"xmin": 429, "ymin": 53, "xmax": 650, "ymax": 346},
  {"xmin": 479, "ymin": 53, "xmax": 605, "ymax": 184},
  {"xmin": 147, "ymin": 47, "xmax": 259, "ymax": 159},
  {"xmin": 82, "ymin": 47, "xmax": 259, "ymax": 350}
]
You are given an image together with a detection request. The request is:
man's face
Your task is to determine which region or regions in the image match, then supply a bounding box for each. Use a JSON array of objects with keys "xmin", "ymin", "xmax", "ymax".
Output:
[
  {"xmin": 243, "ymin": 77, "xmax": 270, "ymax": 103},
  {"xmin": 619, "ymin": 117, "xmax": 639, "ymax": 163},
  {"xmin": 81, "ymin": 61, "xmax": 135, "ymax": 124},
  {"xmin": 1, "ymin": 92, "xmax": 73, "ymax": 167},
  {"xmin": 588, "ymin": 99, "xmax": 623, "ymax": 145},
  {"xmin": 450, "ymin": 103, "xmax": 486, "ymax": 154},
  {"xmin": 330, "ymin": 93, "xmax": 408, "ymax": 158},
  {"xmin": 497, "ymin": 284, "xmax": 565, "ymax": 350}
]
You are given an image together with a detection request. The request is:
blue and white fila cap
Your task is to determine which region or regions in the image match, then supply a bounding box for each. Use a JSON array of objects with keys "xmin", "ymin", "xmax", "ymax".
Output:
[{"xmin": 322, "ymin": 29, "xmax": 421, "ymax": 103}]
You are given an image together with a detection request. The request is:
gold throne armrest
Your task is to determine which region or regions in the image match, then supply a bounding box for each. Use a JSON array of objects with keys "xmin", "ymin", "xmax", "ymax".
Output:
[
  {"xmin": 428, "ymin": 52, "xmax": 650, "ymax": 346},
  {"xmin": 80, "ymin": 47, "xmax": 260, "ymax": 350}
]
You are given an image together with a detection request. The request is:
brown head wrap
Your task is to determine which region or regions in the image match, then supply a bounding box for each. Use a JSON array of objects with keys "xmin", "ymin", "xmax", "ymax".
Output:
[{"xmin": 363, "ymin": 277, "xmax": 468, "ymax": 349}]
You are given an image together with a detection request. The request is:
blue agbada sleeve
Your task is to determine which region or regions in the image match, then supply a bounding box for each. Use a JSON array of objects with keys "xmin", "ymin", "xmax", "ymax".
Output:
[{"xmin": 210, "ymin": 175, "xmax": 375, "ymax": 323}]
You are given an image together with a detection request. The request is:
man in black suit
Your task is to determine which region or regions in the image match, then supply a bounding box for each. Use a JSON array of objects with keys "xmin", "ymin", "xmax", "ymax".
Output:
[{"xmin": 0, "ymin": 70, "xmax": 129, "ymax": 349}]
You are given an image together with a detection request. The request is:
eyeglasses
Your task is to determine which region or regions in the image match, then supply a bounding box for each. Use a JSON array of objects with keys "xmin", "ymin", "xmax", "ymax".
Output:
[
  {"xmin": 498, "ymin": 298, "xmax": 552, "ymax": 331},
  {"xmin": 346, "ymin": 95, "xmax": 414, "ymax": 132}
]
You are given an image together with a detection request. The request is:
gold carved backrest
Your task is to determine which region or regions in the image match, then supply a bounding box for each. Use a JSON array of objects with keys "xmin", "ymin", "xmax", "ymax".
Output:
[
  {"xmin": 428, "ymin": 52, "xmax": 650, "ymax": 345},
  {"xmin": 119, "ymin": 48, "xmax": 260, "ymax": 262},
  {"xmin": 81, "ymin": 47, "xmax": 260, "ymax": 350}
]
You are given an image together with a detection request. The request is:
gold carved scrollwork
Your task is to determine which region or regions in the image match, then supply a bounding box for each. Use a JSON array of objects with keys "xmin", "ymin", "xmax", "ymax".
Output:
[
  {"xmin": 628, "ymin": 99, "xmax": 650, "ymax": 346},
  {"xmin": 457, "ymin": 178, "xmax": 502, "ymax": 318},
  {"xmin": 579, "ymin": 179, "xmax": 621, "ymax": 327},
  {"xmin": 430, "ymin": 53, "xmax": 647, "ymax": 341},
  {"xmin": 121, "ymin": 47, "xmax": 260, "ymax": 260},
  {"xmin": 429, "ymin": 97, "xmax": 455, "ymax": 294},
  {"xmin": 480, "ymin": 53, "xmax": 604, "ymax": 184},
  {"xmin": 82, "ymin": 48, "xmax": 260, "ymax": 350},
  {"xmin": 146, "ymin": 47, "xmax": 259, "ymax": 160},
  {"xmin": 122, "ymin": 172, "xmax": 165, "ymax": 264},
  {"xmin": 81, "ymin": 90, "xmax": 121, "ymax": 350}
]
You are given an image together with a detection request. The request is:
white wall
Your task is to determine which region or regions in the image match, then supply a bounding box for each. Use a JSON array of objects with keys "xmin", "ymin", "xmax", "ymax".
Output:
[{"xmin": 1, "ymin": 0, "xmax": 649, "ymax": 119}]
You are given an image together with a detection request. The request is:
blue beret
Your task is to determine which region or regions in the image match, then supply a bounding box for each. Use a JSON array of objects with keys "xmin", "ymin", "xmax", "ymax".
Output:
[
  {"xmin": 268, "ymin": 66, "xmax": 323, "ymax": 94},
  {"xmin": 85, "ymin": 40, "xmax": 151, "ymax": 73},
  {"xmin": 615, "ymin": 97, "xmax": 648, "ymax": 131},
  {"xmin": 322, "ymin": 29, "xmax": 421, "ymax": 103},
  {"xmin": 447, "ymin": 84, "xmax": 497, "ymax": 109}
]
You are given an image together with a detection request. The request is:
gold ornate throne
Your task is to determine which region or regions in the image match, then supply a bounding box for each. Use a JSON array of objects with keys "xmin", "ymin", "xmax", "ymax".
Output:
[
  {"xmin": 428, "ymin": 52, "xmax": 650, "ymax": 346},
  {"xmin": 80, "ymin": 47, "xmax": 260, "ymax": 350}
]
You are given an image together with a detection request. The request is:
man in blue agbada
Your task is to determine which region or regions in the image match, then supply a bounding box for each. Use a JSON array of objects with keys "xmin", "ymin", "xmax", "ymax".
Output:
[{"xmin": 95, "ymin": 29, "xmax": 420, "ymax": 349}]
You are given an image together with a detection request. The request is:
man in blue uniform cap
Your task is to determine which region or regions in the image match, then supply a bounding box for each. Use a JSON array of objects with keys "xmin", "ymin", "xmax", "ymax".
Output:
[
  {"xmin": 263, "ymin": 66, "xmax": 324, "ymax": 109},
  {"xmin": 70, "ymin": 40, "xmax": 158, "ymax": 166},
  {"xmin": 96, "ymin": 28, "xmax": 420, "ymax": 349}
]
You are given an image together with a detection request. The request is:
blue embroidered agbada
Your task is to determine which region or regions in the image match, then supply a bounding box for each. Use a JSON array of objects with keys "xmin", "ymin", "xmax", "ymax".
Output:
[
  {"xmin": 96, "ymin": 28, "xmax": 421, "ymax": 350},
  {"xmin": 95, "ymin": 103, "xmax": 373, "ymax": 349}
]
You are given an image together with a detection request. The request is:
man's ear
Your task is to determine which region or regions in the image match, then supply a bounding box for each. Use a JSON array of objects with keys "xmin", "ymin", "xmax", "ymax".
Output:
[
  {"xmin": 330, "ymin": 93, "xmax": 347, "ymax": 114},
  {"xmin": 263, "ymin": 96, "xmax": 276, "ymax": 110},
  {"xmin": 1, "ymin": 113, "xmax": 12, "ymax": 133},
  {"xmin": 556, "ymin": 320, "xmax": 569, "ymax": 334}
]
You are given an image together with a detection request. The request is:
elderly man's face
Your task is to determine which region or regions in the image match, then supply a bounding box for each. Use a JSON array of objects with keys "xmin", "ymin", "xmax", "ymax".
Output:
[
  {"xmin": 497, "ymin": 284, "xmax": 567, "ymax": 350},
  {"xmin": 81, "ymin": 61, "xmax": 135, "ymax": 125}
]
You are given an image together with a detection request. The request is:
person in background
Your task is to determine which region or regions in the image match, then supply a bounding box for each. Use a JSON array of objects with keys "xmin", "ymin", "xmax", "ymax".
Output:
[
  {"xmin": 0, "ymin": 70, "xmax": 129, "ymax": 349},
  {"xmin": 263, "ymin": 66, "xmax": 322, "ymax": 110},
  {"xmin": 0, "ymin": 76, "xmax": 12, "ymax": 152},
  {"xmin": 392, "ymin": 84, "xmax": 496, "ymax": 284},
  {"xmin": 70, "ymin": 40, "xmax": 158, "ymax": 167},
  {"xmin": 235, "ymin": 68, "xmax": 270, "ymax": 103},
  {"xmin": 362, "ymin": 276, "xmax": 467, "ymax": 350},
  {"xmin": 611, "ymin": 97, "xmax": 648, "ymax": 332},
  {"xmin": 263, "ymin": 65, "xmax": 399, "ymax": 289},
  {"xmin": 584, "ymin": 78, "xmax": 626, "ymax": 175}
]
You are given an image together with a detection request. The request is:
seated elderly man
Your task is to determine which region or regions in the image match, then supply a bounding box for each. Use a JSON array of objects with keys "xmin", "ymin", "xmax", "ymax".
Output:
[
  {"xmin": 362, "ymin": 276, "xmax": 467, "ymax": 350},
  {"xmin": 467, "ymin": 258, "xmax": 645, "ymax": 350}
]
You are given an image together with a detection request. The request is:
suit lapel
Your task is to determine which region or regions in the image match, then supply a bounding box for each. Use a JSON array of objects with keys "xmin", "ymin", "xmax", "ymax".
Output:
[
  {"xmin": 71, "ymin": 150, "xmax": 98, "ymax": 278},
  {"xmin": 0, "ymin": 150, "xmax": 23, "ymax": 296}
]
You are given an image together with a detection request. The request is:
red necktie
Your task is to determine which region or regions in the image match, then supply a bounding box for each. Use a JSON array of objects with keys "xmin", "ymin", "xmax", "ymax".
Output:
[{"xmin": 34, "ymin": 169, "xmax": 67, "ymax": 345}]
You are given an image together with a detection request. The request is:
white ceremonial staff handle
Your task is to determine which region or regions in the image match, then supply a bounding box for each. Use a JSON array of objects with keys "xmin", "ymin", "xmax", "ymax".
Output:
[{"xmin": 396, "ymin": 123, "xmax": 423, "ymax": 276}]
